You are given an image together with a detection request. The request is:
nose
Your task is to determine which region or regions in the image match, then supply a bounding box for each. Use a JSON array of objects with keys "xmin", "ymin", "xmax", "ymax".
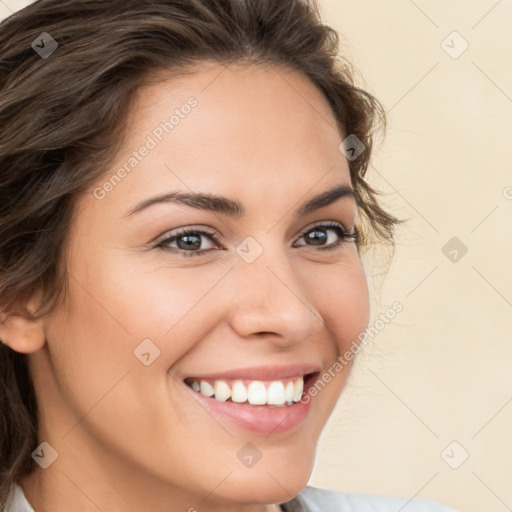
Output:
[{"xmin": 228, "ymin": 253, "xmax": 324, "ymax": 347}]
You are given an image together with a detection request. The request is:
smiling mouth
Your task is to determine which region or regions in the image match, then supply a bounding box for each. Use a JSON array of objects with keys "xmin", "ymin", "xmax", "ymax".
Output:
[{"xmin": 184, "ymin": 372, "xmax": 319, "ymax": 408}]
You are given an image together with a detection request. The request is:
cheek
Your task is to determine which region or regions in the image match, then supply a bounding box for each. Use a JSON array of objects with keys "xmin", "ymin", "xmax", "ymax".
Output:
[
  {"xmin": 69, "ymin": 253, "xmax": 227, "ymax": 369},
  {"xmin": 77, "ymin": 248, "xmax": 370, "ymax": 373},
  {"xmin": 306, "ymin": 256, "xmax": 370, "ymax": 354},
  {"xmin": 44, "ymin": 255, "xmax": 223, "ymax": 456},
  {"xmin": 112, "ymin": 264, "xmax": 226, "ymax": 345},
  {"xmin": 62, "ymin": 240, "xmax": 368, "ymax": 369}
]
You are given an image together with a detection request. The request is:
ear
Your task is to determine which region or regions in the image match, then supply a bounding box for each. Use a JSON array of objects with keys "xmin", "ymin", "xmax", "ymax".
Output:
[{"xmin": 0, "ymin": 294, "xmax": 46, "ymax": 354}]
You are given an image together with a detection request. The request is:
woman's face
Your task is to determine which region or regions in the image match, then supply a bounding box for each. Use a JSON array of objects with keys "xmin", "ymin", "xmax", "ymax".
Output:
[{"xmin": 24, "ymin": 64, "xmax": 369, "ymax": 511}]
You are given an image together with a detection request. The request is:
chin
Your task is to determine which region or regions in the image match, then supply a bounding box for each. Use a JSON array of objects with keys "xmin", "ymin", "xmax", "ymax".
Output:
[{"xmin": 207, "ymin": 448, "xmax": 315, "ymax": 506}]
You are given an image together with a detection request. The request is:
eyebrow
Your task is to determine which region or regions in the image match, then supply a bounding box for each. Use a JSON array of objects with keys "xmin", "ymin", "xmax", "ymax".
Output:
[{"xmin": 124, "ymin": 184, "xmax": 356, "ymax": 218}]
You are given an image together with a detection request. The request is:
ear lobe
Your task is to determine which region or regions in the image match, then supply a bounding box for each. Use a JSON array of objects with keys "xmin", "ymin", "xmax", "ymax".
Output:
[{"xmin": 0, "ymin": 299, "xmax": 46, "ymax": 354}]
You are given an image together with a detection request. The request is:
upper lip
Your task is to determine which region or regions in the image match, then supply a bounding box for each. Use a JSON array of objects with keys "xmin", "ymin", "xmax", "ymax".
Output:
[{"xmin": 183, "ymin": 363, "xmax": 321, "ymax": 382}]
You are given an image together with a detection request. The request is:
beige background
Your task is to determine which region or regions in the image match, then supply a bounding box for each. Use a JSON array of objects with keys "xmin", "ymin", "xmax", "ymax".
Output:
[{"xmin": 2, "ymin": 1, "xmax": 511, "ymax": 511}]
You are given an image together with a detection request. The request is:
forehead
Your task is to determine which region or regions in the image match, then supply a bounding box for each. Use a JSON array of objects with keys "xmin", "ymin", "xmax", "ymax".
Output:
[
  {"xmin": 86, "ymin": 63, "xmax": 351, "ymax": 215},
  {"xmin": 131, "ymin": 62, "xmax": 342, "ymax": 135}
]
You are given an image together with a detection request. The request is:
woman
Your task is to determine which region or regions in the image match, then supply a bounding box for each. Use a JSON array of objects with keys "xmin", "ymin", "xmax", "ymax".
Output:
[{"xmin": 0, "ymin": 0, "xmax": 456, "ymax": 510}]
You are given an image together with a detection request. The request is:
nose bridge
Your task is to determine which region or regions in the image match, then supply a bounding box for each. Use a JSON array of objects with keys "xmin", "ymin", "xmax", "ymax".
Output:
[{"xmin": 228, "ymin": 243, "xmax": 323, "ymax": 342}]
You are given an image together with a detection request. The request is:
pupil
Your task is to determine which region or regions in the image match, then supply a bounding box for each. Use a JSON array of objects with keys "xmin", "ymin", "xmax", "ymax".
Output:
[
  {"xmin": 308, "ymin": 228, "xmax": 326, "ymax": 245},
  {"xmin": 178, "ymin": 234, "xmax": 201, "ymax": 250}
]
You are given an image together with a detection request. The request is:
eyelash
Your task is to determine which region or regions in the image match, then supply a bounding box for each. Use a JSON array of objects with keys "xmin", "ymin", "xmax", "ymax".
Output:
[{"xmin": 153, "ymin": 222, "xmax": 357, "ymax": 258}]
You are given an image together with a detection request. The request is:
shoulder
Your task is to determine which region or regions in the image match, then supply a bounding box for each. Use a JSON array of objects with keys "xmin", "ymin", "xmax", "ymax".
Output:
[
  {"xmin": 1, "ymin": 483, "xmax": 35, "ymax": 512},
  {"xmin": 283, "ymin": 485, "xmax": 458, "ymax": 512}
]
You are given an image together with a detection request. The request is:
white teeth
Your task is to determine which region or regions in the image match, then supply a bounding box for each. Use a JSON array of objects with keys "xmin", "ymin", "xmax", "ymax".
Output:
[
  {"xmin": 292, "ymin": 378, "xmax": 304, "ymax": 402},
  {"xmin": 189, "ymin": 376, "xmax": 307, "ymax": 407},
  {"xmin": 285, "ymin": 381, "xmax": 294, "ymax": 404},
  {"xmin": 267, "ymin": 381, "xmax": 285, "ymax": 405},
  {"xmin": 200, "ymin": 381, "xmax": 214, "ymax": 397},
  {"xmin": 214, "ymin": 380, "xmax": 231, "ymax": 402},
  {"xmin": 231, "ymin": 380, "xmax": 248, "ymax": 403},
  {"xmin": 248, "ymin": 381, "xmax": 267, "ymax": 405}
]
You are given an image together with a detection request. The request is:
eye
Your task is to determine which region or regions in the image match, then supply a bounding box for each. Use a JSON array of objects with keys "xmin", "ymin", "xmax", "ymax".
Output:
[
  {"xmin": 153, "ymin": 222, "xmax": 357, "ymax": 258},
  {"xmin": 154, "ymin": 227, "xmax": 220, "ymax": 257},
  {"xmin": 293, "ymin": 222, "xmax": 357, "ymax": 250}
]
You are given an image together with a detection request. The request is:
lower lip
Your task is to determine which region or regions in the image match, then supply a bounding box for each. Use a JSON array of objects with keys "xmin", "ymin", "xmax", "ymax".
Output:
[{"xmin": 185, "ymin": 375, "xmax": 317, "ymax": 435}]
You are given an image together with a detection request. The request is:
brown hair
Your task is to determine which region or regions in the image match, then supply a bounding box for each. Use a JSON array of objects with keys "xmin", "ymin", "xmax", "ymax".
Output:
[{"xmin": 0, "ymin": 0, "xmax": 401, "ymax": 505}]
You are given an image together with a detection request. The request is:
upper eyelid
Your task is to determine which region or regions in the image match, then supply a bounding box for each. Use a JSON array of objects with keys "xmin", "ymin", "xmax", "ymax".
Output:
[{"xmin": 297, "ymin": 219, "xmax": 351, "ymax": 236}]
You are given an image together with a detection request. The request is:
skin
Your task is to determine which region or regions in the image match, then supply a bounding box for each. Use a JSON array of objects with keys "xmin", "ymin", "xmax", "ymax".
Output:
[{"xmin": 1, "ymin": 63, "xmax": 370, "ymax": 512}]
